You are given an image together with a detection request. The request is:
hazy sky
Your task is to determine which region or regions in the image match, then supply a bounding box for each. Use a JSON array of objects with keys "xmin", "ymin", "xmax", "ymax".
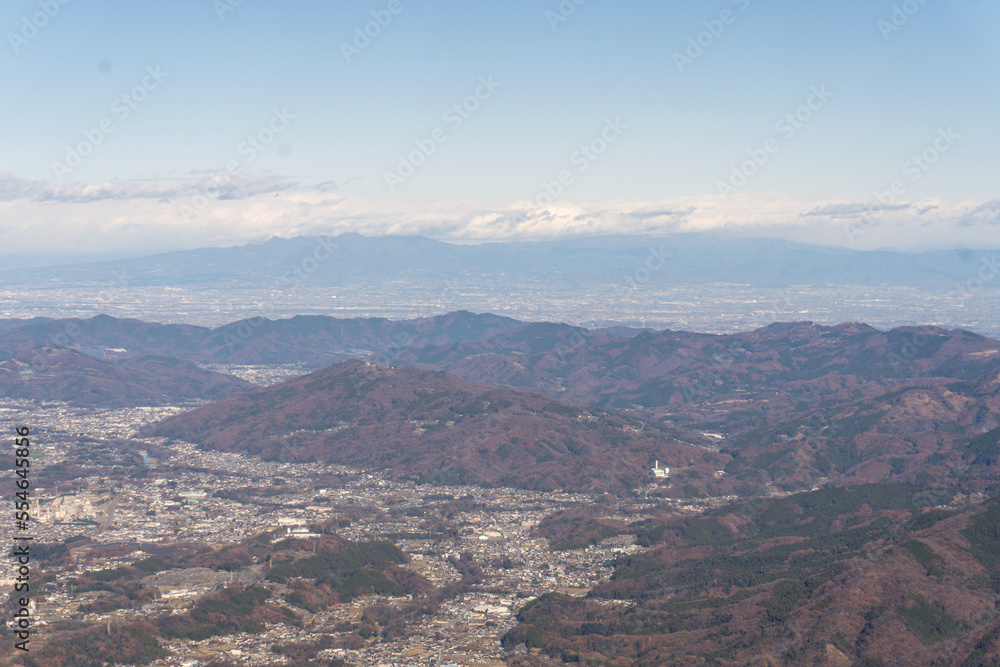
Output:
[{"xmin": 2, "ymin": 0, "xmax": 998, "ymax": 255}]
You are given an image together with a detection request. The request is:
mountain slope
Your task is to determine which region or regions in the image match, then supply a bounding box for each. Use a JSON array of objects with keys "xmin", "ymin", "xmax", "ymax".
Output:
[
  {"xmin": 395, "ymin": 321, "xmax": 1000, "ymax": 493},
  {"xmin": 200, "ymin": 310, "xmax": 522, "ymax": 365},
  {"xmin": 0, "ymin": 348, "xmax": 254, "ymax": 407},
  {"xmin": 505, "ymin": 487, "xmax": 1000, "ymax": 666},
  {"xmin": 401, "ymin": 321, "xmax": 1000, "ymax": 421},
  {"xmin": 147, "ymin": 360, "xmax": 725, "ymax": 492},
  {"xmin": 0, "ymin": 314, "xmax": 209, "ymax": 361},
  {"xmin": 1, "ymin": 233, "xmax": 993, "ymax": 289}
]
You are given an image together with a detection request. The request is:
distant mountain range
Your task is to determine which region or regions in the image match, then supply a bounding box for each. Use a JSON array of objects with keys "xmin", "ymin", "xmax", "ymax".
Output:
[
  {"xmin": 3, "ymin": 232, "xmax": 994, "ymax": 290},
  {"xmin": 6, "ymin": 233, "xmax": 998, "ymax": 336}
]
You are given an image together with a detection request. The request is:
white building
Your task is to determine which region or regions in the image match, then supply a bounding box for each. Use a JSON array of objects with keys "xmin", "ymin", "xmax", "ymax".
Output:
[{"xmin": 271, "ymin": 525, "xmax": 320, "ymax": 541}]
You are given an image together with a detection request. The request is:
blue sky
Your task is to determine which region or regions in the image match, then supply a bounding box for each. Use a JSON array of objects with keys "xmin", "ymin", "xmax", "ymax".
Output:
[{"xmin": 1, "ymin": 0, "xmax": 998, "ymax": 254}]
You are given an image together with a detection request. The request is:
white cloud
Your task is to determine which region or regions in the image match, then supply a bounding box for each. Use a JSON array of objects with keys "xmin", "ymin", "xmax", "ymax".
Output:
[
  {"xmin": 0, "ymin": 170, "xmax": 295, "ymax": 204},
  {"xmin": 0, "ymin": 171, "xmax": 997, "ymax": 256}
]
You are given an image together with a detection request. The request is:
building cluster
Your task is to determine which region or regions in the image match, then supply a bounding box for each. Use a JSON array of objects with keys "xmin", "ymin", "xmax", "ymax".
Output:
[{"xmin": 0, "ymin": 396, "xmax": 724, "ymax": 665}]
